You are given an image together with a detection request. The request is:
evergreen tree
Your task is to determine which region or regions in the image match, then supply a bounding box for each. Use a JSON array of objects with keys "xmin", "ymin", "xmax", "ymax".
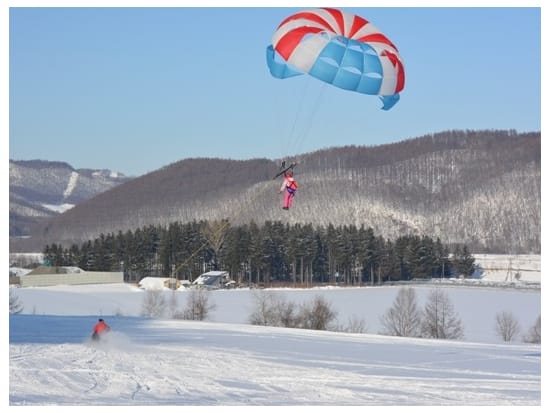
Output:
[
  {"xmin": 311, "ymin": 229, "xmax": 329, "ymax": 283},
  {"xmin": 433, "ymin": 238, "xmax": 451, "ymax": 278},
  {"xmin": 38, "ymin": 217, "xmax": 468, "ymax": 288},
  {"xmin": 247, "ymin": 221, "xmax": 263, "ymax": 285},
  {"xmin": 43, "ymin": 243, "xmax": 64, "ymax": 267},
  {"xmin": 452, "ymin": 245, "xmax": 476, "ymax": 277},
  {"xmin": 360, "ymin": 226, "xmax": 378, "ymax": 285},
  {"xmin": 394, "ymin": 236, "xmax": 412, "ymax": 280}
]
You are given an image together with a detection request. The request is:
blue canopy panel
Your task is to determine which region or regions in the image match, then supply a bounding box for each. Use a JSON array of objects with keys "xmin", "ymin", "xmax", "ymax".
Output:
[{"xmin": 266, "ymin": 37, "xmax": 400, "ymax": 110}]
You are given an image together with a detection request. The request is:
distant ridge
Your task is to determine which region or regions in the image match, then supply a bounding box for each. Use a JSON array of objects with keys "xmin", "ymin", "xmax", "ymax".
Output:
[{"xmin": 9, "ymin": 159, "xmax": 130, "ymax": 238}]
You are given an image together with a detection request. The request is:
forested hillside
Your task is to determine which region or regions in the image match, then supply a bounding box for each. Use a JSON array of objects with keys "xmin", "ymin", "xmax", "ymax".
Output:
[{"xmin": 11, "ymin": 130, "xmax": 540, "ymax": 254}]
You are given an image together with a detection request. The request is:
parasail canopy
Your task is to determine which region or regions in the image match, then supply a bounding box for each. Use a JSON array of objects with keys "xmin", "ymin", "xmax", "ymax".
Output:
[{"xmin": 266, "ymin": 8, "xmax": 405, "ymax": 110}]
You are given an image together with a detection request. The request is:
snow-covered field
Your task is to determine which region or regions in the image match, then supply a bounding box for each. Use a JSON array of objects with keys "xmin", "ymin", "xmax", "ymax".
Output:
[
  {"xmin": 9, "ymin": 314, "xmax": 541, "ymax": 406},
  {"xmin": 11, "ymin": 281, "xmax": 541, "ymax": 344},
  {"xmin": 8, "ymin": 280, "xmax": 542, "ymax": 406},
  {"xmin": 472, "ymin": 254, "xmax": 540, "ymax": 283}
]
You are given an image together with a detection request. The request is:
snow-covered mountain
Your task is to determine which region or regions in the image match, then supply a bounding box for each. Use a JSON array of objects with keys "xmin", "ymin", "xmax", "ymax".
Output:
[
  {"xmin": 12, "ymin": 129, "xmax": 540, "ymax": 254},
  {"xmin": 9, "ymin": 160, "xmax": 131, "ymax": 237}
]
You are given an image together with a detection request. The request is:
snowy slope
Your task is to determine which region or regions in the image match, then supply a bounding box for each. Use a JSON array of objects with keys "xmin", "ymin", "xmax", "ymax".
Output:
[
  {"xmin": 9, "ymin": 315, "xmax": 541, "ymax": 406},
  {"xmin": 8, "ymin": 279, "xmax": 542, "ymax": 405},
  {"xmin": 9, "ymin": 160, "xmax": 130, "ymax": 238}
]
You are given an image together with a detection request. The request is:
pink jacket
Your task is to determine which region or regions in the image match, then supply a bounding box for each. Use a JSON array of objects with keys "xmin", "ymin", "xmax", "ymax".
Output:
[{"xmin": 280, "ymin": 174, "xmax": 297, "ymax": 192}]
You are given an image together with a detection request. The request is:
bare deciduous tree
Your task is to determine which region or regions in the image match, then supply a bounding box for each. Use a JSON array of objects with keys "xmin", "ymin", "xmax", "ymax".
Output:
[
  {"xmin": 380, "ymin": 287, "xmax": 421, "ymax": 337},
  {"xmin": 201, "ymin": 219, "xmax": 230, "ymax": 268},
  {"xmin": 495, "ymin": 311, "xmax": 521, "ymax": 342},
  {"xmin": 184, "ymin": 289, "xmax": 216, "ymax": 321},
  {"xmin": 337, "ymin": 315, "xmax": 368, "ymax": 334},
  {"xmin": 523, "ymin": 314, "xmax": 541, "ymax": 344},
  {"xmin": 249, "ymin": 292, "xmax": 336, "ymax": 331},
  {"xmin": 9, "ymin": 289, "xmax": 24, "ymax": 314},
  {"xmin": 249, "ymin": 291, "xmax": 299, "ymax": 328},
  {"xmin": 249, "ymin": 291, "xmax": 280, "ymax": 326},
  {"xmin": 299, "ymin": 295, "xmax": 337, "ymax": 331},
  {"xmin": 276, "ymin": 299, "xmax": 299, "ymax": 328},
  {"xmin": 169, "ymin": 290, "xmax": 187, "ymax": 319},
  {"xmin": 141, "ymin": 289, "xmax": 166, "ymax": 318},
  {"xmin": 421, "ymin": 288, "xmax": 464, "ymax": 340}
]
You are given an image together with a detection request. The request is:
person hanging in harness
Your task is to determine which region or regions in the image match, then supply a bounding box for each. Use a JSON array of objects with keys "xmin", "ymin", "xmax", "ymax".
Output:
[
  {"xmin": 91, "ymin": 318, "xmax": 111, "ymax": 341},
  {"xmin": 280, "ymin": 170, "xmax": 298, "ymax": 210}
]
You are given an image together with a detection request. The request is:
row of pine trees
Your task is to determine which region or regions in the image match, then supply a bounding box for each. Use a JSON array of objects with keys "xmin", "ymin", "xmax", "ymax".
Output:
[{"xmin": 42, "ymin": 219, "xmax": 476, "ymax": 285}]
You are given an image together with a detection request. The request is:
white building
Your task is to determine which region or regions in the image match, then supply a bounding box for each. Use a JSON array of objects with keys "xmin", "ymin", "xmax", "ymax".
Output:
[
  {"xmin": 16, "ymin": 266, "xmax": 123, "ymax": 287},
  {"xmin": 192, "ymin": 271, "xmax": 234, "ymax": 290}
]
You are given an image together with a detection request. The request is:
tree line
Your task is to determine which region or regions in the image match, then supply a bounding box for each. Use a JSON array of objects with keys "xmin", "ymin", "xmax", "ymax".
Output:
[{"xmin": 42, "ymin": 219, "xmax": 476, "ymax": 285}]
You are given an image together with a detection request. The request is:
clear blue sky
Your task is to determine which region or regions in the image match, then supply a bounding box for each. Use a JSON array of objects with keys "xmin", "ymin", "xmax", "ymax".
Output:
[{"xmin": 8, "ymin": 6, "xmax": 542, "ymax": 176}]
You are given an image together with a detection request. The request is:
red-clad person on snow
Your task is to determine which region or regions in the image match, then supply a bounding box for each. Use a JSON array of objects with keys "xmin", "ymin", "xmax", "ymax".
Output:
[{"xmin": 91, "ymin": 318, "xmax": 111, "ymax": 341}]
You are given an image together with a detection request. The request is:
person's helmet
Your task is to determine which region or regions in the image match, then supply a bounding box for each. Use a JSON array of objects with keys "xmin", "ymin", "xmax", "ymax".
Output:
[{"xmin": 98, "ymin": 318, "xmax": 104, "ymax": 322}]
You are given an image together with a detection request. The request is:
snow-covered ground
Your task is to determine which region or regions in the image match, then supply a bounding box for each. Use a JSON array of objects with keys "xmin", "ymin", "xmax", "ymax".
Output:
[
  {"xmin": 472, "ymin": 254, "xmax": 540, "ymax": 283},
  {"xmin": 41, "ymin": 202, "xmax": 75, "ymax": 213},
  {"xmin": 8, "ymin": 281, "xmax": 542, "ymax": 406},
  {"xmin": 8, "ymin": 314, "xmax": 541, "ymax": 406}
]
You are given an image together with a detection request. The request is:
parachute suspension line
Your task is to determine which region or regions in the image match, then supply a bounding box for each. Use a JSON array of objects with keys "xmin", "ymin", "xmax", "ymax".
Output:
[
  {"xmin": 272, "ymin": 78, "xmax": 292, "ymax": 163},
  {"xmin": 291, "ymin": 81, "xmax": 327, "ymax": 158},
  {"xmin": 169, "ymin": 219, "xmax": 231, "ymax": 280},
  {"xmin": 168, "ymin": 186, "xmax": 259, "ymax": 281},
  {"xmin": 280, "ymin": 78, "xmax": 328, "ymax": 166},
  {"xmin": 285, "ymin": 76, "xmax": 312, "ymax": 158}
]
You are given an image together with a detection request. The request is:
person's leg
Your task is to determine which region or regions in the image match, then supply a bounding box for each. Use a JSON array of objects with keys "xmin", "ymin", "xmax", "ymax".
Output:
[{"xmin": 283, "ymin": 191, "xmax": 290, "ymax": 209}]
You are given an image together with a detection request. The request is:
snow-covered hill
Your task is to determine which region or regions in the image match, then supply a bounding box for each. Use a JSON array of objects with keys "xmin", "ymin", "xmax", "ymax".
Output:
[
  {"xmin": 9, "ymin": 159, "xmax": 130, "ymax": 237},
  {"xmin": 12, "ymin": 130, "xmax": 540, "ymax": 254},
  {"xmin": 8, "ymin": 278, "xmax": 541, "ymax": 405},
  {"xmin": 9, "ymin": 314, "xmax": 541, "ymax": 405}
]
